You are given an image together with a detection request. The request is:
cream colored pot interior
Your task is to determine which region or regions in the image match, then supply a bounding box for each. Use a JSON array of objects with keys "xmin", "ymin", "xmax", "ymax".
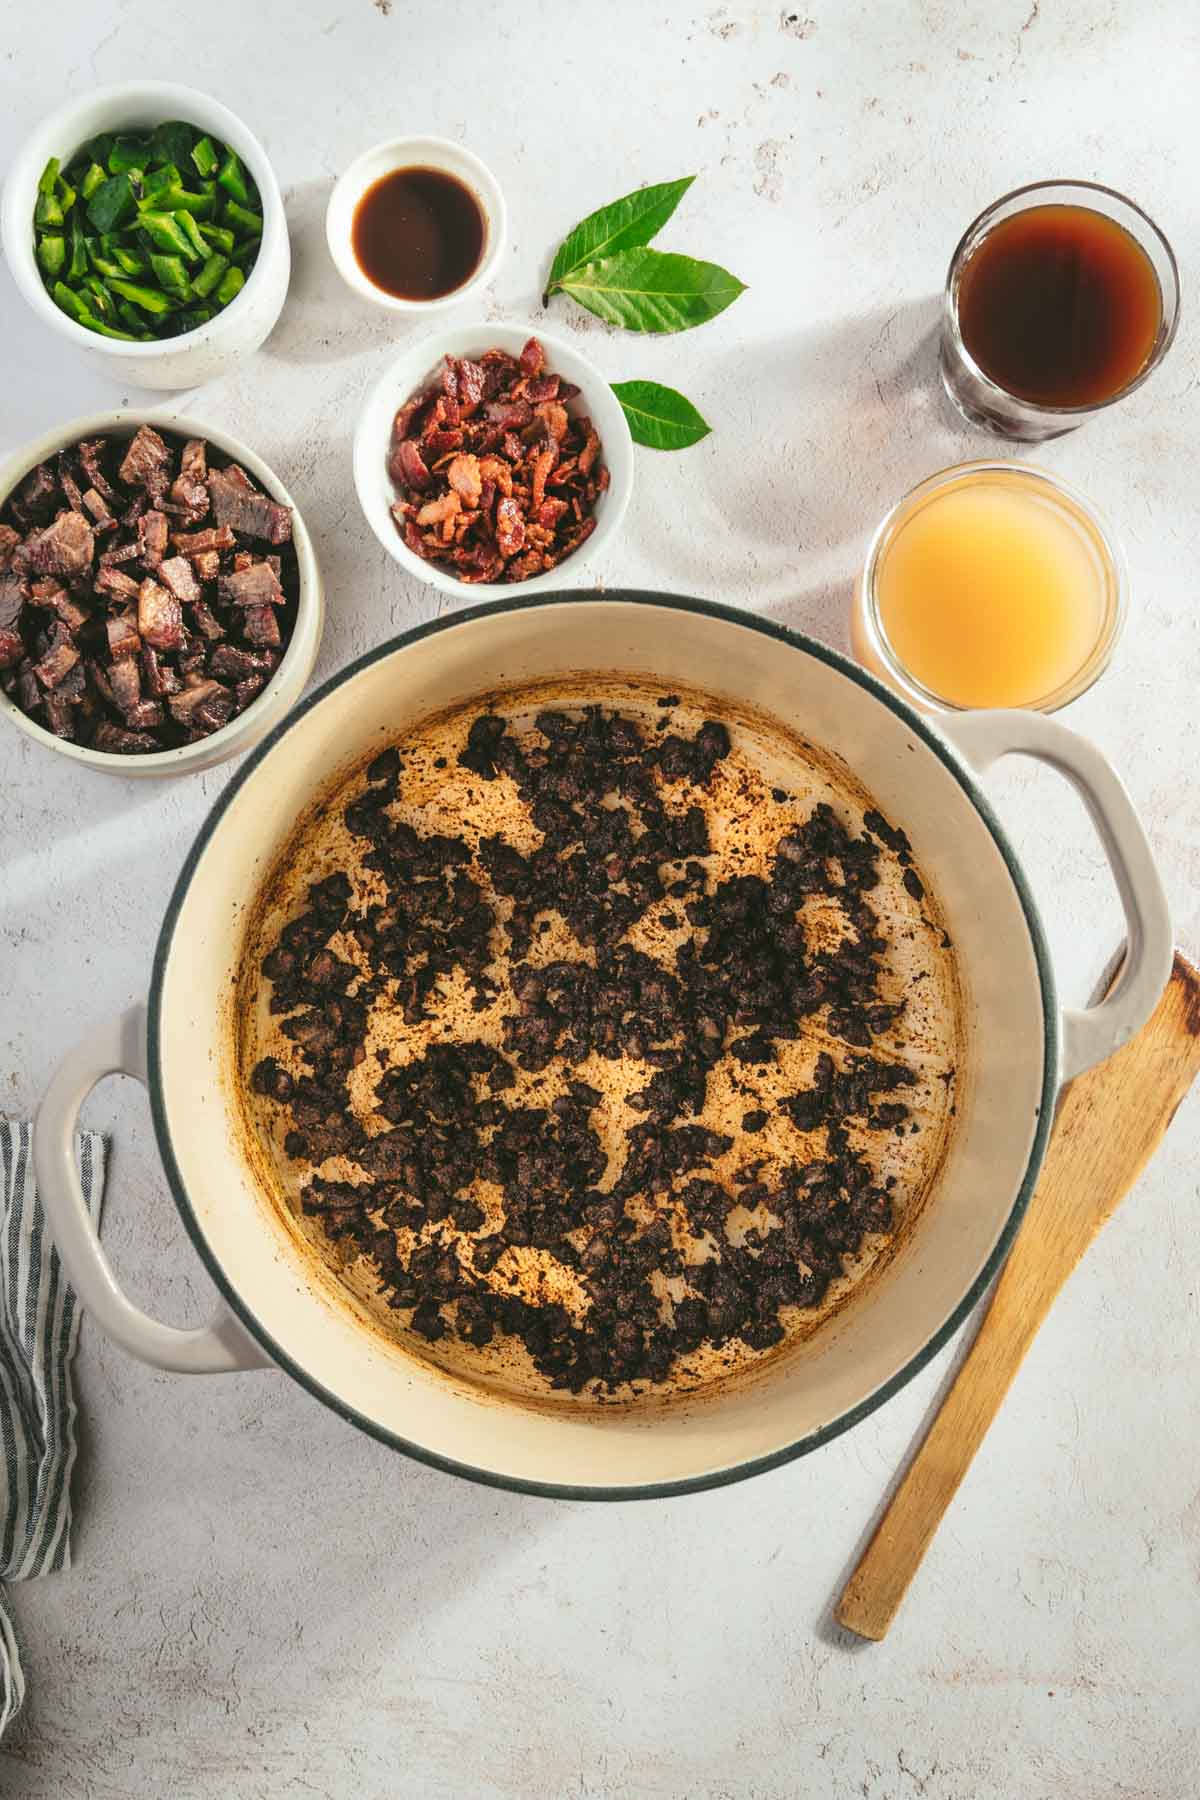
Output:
[{"xmin": 153, "ymin": 600, "xmax": 1048, "ymax": 1492}]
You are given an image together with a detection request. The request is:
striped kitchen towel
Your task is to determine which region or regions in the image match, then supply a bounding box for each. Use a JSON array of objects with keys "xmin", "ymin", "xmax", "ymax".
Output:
[{"xmin": 0, "ymin": 1122, "xmax": 105, "ymax": 1738}]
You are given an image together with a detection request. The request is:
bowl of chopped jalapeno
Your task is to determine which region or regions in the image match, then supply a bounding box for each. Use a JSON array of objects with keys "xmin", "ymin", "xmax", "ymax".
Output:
[{"xmin": 2, "ymin": 81, "xmax": 290, "ymax": 388}]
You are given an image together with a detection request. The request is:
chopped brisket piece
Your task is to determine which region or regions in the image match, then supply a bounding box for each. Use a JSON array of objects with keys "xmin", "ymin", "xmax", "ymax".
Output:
[
  {"xmin": 106, "ymin": 612, "xmax": 140, "ymax": 659},
  {"xmin": 218, "ymin": 562, "xmax": 283, "ymax": 608},
  {"xmin": 33, "ymin": 624, "xmax": 81, "ymax": 690},
  {"xmin": 137, "ymin": 509, "xmax": 169, "ymax": 565},
  {"xmin": 243, "ymin": 604, "xmax": 281, "ymax": 647},
  {"xmin": 119, "ymin": 425, "xmax": 171, "ymax": 497},
  {"xmin": 157, "ymin": 555, "xmax": 201, "ymax": 606},
  {"xmin": 27, "ymin": 511, "xmax": 94, "ymax": 578},
  {"xmin": 170, "ymin": 525, "xmax": 235, "ymax": 555},
  {"xmin": 208, "ymin": 468, "xmax": 292, "ymax": 543},
  {"xmin": 138, "ymin": 579, "xmax": 183, "ymax": 652}
]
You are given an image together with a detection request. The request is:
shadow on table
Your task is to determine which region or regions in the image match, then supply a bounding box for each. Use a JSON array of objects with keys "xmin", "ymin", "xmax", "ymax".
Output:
[
  {"xmin": 626, "ymin": 293, "xmax": 995, "ymax": 618},
  {"xmin": 812, "ymin": 1283, "xmax": 993, "ymax": 1653},
  {"xmin": 259, "ymin": 177, "xmax": 421, "ymax": 372}
]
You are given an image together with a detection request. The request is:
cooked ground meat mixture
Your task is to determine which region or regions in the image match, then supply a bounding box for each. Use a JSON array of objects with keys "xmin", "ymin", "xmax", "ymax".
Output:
[{"xmin": 245, "ymin": 694, "xmax": 958, "ymax": 1397}]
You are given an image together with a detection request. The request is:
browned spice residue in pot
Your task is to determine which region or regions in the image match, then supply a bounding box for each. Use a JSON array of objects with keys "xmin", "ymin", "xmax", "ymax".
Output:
[{"xmin": 243, "ymin": 692, "xmax": 960, "ymax": 1400}]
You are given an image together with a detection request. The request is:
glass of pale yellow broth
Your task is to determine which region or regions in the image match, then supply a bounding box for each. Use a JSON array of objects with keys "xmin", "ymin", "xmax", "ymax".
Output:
[{"xmin": 852, "ymin": 461, "xmax": 1127, "ymax": 711}]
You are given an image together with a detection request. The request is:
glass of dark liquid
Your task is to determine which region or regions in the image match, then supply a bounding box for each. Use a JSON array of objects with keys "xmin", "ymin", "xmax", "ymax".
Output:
[{"xmin": 941, "ymin": 180, "xmax": 1179, "ymax": 440}]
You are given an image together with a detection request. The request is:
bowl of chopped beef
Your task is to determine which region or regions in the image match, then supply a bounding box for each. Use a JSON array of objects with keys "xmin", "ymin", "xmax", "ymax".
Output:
[
  {"xmin": 0, "ymin": 412, "xmax": 323, "ymax": 775},
  {"xmin": 354, "ymin": 324, "xmax": 633, "ymax": 597}
]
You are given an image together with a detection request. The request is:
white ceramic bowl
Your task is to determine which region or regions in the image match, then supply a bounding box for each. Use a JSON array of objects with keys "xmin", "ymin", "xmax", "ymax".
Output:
[
  {"xmin": 325, "ymin": 135, "xmax": 506, "ymax": 312},
  {"xmin": 0, "ymin": 410, "xmax": 324, "ymax": 777},
  {"xmin": 354, "ymin": 322, "xmax": 634, "ymax": 599},
  {"xmin": 0, "ymin": 82, "xmax": 290, "ymax": 389}
]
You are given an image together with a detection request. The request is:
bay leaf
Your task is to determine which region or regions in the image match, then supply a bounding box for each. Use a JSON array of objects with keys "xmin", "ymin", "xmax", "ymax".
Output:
[
  {"xmin": 554, "ymin": 248, "xmax": 746, "ymax": 334},
  {"xmin": 611, "ymin": 380, "xmax": 712, "ymax": 450},
  {"xmin": 544, "ymin": 177, "xmax": 695, "ymax": 299}
]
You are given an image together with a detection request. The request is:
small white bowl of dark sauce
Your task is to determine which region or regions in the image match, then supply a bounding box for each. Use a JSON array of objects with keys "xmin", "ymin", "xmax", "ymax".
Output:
[{"xmin": 325, "ymin": 135, "xmax": 506, "ymax": 312}]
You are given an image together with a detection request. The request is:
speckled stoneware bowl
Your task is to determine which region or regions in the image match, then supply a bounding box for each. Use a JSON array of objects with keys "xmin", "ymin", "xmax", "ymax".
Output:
[{"xmin": 0, "ymin": 409, "xmax": 323, "ymax": 777}]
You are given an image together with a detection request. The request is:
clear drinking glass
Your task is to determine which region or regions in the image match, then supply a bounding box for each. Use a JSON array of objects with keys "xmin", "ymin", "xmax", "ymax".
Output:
[
  {"xmin": 940, "ymin": 179, "xmax": 1180, "ymax": 442},
  {"xmin": 851, "ymin": 461, "xmax": 1129, "ymax": 715}
]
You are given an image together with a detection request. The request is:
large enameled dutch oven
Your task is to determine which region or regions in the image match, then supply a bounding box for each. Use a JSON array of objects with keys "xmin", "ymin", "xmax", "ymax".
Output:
[{"xmin": 34, "ymin": 594, "xmax": 1172, "ymax": 1499}]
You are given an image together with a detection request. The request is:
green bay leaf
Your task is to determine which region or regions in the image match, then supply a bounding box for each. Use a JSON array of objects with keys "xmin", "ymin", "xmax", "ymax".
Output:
[
  {"xmin": 544, "ymin": 177, "xmax": 695, "ymax": 299},
  {"xmin": 556, "ymin": 248, "xmax": 746, "ymax": 334},
  {"xmin": 611, "ymin": 380, "xmax": 711, "ymax": 450}
]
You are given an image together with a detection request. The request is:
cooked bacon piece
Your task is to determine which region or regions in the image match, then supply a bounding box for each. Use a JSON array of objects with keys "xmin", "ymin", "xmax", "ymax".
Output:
[
  {"xmin": 415, "ymin": 491, "xmax": 462, "ymax": 539},
  {"xmin": 138, "ymin": 509, "xmax": 169, "ymax": 565},
  {"xmin": 391, "ymin": 437, "xmax": 431, "ymax": 493},
  {"xmin": 27, "ymin": 510, "xmax": 94, "ymax": 578},
  {"xmin": 138, "ymin": 578, "xmax": 183, "ymax": 652},
  {"xmin": 506, "ymin": 551, "xmax": 545, "ymax": 582},
  {"xmin": 424, "ymin": 429, "xmax": 464, "ymax": 459},
  {"xmin": 456, "ymin": 358, "xmax": 485, "ymax": 416},
  {"xmin": 392, "ymin": 396, "xmax": 426, "ymax": 441},
  {"xmin": 119, "ymin": 425, "xmax": 171, "ymax": 496},
  {"xmin": 219, "ymin": 562, "xmax": 284, "ymax": 608},
  {"xmin": 535, "ymin": 401, "xmax": 569, "ymax": 443},
  {"xmin": 170, "ymin": 525, "xmax": 235, "ymax": 555},
  {"xmin": 106, "ymin": 611, "xmax": 141, "ymax": 660},
  {"xmin": 519, "ymin": 336, "xmax": 545, "ymax": 377},
  {"xmin": 578, "ymin": 425, "xmax": 602, "ymax": 476},
  {"xmin": 530, "ymin": 446, "xmax": 558, "ymax": 512},
  {"xmin": 208, "ymin": 467, "xmax": 293, "ymax": 543},
  {"xmin": 33, "ymin": 623, "xmax": 80, "ymax": 690},
  {"xmin": 526, "ymin": 374, "xmax": 560, "ymax": 403},
  {"xmin": 485, "ymin": 397, "xmax": 532, "ymax": 430},
  {"xmin": 495, "ymin": 497, "xmax": 526, "ymax": 560},
  {"xmin": 157, "ymin": 555, "xmax": 201, "ymax": 607},
  {"xmin": 446, "ymin": 455, "xmax": 483, "ymax": 505}
]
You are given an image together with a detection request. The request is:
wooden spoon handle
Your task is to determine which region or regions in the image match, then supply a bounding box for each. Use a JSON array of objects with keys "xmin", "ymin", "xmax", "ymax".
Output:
[{"xmin": 836, "ymin": 952, "xmax": 1200, "ymax": 1642}]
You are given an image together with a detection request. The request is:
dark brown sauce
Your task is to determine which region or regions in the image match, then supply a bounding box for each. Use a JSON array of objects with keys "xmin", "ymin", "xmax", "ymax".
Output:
[
  {"xmin": 957, "ymin": 204, "xmax": 1163, "ymax": 408},
  {"xmin": 352, "ymin": 166, "xmax": 485, "ymax": 301}
]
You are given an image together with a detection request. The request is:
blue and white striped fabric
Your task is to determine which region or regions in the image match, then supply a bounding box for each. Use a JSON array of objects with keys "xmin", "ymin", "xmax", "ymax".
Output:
[{"xmin": 0, "ymin": 1123, "xmax": 105, "ymax": 1738}]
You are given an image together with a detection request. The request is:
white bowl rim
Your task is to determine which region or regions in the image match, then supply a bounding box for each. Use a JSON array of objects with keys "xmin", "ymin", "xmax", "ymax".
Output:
[
  {"xmin": 1, "ymin": 80, "xmax": 286, "ymax": 361},
  {"xmin": 0, "ymin": 408, "xmax": 320, "ymax": 772},
  {"xmin": 324, "ymin": 134, "xmax": 507, "ymax": 314},
  {"xmin": 353, "ymin": 319, "xmax": 634, "ymax": 600}
]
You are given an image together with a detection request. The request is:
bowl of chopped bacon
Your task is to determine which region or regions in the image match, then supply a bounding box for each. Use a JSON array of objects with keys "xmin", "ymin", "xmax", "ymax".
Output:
[
  {"xmin": 0, "ymin": 411, "xmax": 323, "ymax": 775},
  {"xmin": 354, "ymin": 324, "xmax": 633, "ymax": 596}
]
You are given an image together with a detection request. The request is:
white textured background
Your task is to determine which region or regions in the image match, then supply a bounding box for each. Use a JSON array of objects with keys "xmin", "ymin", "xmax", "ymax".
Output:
[{"xmin": 2, "ymin": 3, "xmax": 1199, "ymax": 1796}]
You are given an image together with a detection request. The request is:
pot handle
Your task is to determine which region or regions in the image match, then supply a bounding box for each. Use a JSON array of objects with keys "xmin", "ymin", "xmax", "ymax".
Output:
[
  {"xmin": 939, "ymin": 710, "xmax": 1172, "ymax": 1084},
  {"xmin": 34, "ymin": 1004, "xmax": 273, "ymax": 1374}
]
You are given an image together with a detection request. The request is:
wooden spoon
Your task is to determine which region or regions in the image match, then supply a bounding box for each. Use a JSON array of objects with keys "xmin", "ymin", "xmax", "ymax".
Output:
[{"xmin": 836, "ymin": 950, "xmax": 1200, "ymax": 1642}]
